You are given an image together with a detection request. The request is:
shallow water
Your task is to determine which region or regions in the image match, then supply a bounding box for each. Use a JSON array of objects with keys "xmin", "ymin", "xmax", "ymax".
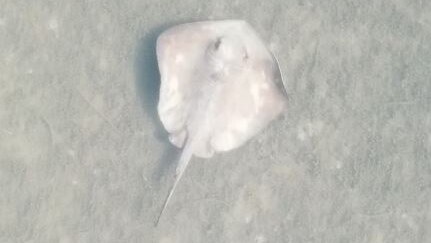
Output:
[{"xmin": 1, "ymin": 1, "xmax": 430, "ymax": 242}]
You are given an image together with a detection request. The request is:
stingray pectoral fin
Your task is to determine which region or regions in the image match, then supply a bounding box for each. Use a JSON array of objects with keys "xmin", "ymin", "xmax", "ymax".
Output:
[
  {"xmin": 210, "ymin": 59, "xmax": 287, "ymax": 152},
  {"xmin": 155, "ymin": 138, "xmax": 195, "ymax": 226},
  {"xmin": 156, "ymin": 21, "xmax": 211, "ymax": 135}
]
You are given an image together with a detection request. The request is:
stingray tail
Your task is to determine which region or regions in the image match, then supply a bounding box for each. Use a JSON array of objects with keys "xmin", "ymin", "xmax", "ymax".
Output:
[{"xmin": 155, "ymin": 138, "xmax": 194, "ymax": 226}]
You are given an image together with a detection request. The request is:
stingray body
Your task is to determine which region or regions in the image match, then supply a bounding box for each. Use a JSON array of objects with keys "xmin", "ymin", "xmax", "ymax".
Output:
[{"xmin": 155, "ymin": 20, "xmax": 286, "ymax": 225}]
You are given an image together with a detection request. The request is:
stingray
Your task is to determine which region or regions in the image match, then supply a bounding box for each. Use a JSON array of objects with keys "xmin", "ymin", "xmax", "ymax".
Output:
[{"xmin": 155, "ymin": 20, "xmax": 287, "ymax": 225}]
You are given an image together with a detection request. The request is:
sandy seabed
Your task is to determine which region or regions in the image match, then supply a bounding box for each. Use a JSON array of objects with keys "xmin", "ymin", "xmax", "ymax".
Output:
[{"xmin": 1, "ymin": 1, "xmax": 430, "ymax": 242}]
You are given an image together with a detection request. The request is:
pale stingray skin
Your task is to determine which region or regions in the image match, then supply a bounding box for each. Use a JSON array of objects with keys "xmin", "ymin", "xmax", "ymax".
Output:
[{"xmin": 155, "ymin": 20, "xmax": 287, "ymax": 225}]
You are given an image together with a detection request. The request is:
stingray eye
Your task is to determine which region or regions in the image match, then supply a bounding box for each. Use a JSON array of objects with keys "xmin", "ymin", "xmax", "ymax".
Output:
[
  {"xmin": 243, "ymin": 49, "xmax": 249, "ymax": 61},
  {"xmin": 214, "ymin": 38, "xmax": 222, "ymax": 50}
]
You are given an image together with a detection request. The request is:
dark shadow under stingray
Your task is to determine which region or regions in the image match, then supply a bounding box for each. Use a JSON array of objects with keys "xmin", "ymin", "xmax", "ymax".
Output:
[
  {"xmin": 133, "ymin": 21, "xmax": 196, "ymax": 182},
  {"xmin": 134, "ymin": 24, "xmax": 175, "ymax": 182}
]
